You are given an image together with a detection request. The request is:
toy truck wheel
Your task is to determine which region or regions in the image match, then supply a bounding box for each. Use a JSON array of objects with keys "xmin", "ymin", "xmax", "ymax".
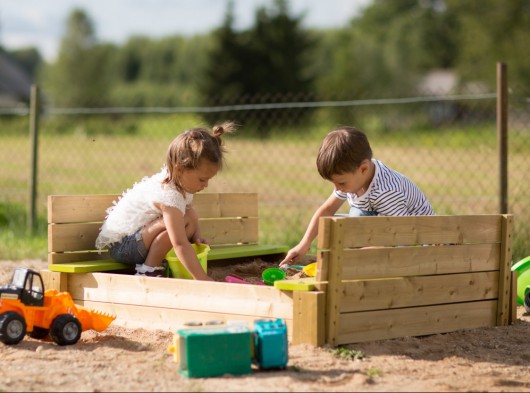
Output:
[
  {"xmin": 524, "ymin": 291, "xmax": 530, "ymax": 314},
  {"xmin": 50, "ymin": 314, "xmax": 82, "ymax": 346},
  {"xmin": 0, "ymin": 311, "xmax": 27, "ymax": 345},
  {"xmin": 29, "ymin": 326, "xmax": 50, "ymax": 340}
]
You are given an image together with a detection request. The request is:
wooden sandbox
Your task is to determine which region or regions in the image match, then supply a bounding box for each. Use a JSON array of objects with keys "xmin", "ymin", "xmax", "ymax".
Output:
[{"xmin": 43, "ymin": 193, "xmax": 517, "ymax": 346}]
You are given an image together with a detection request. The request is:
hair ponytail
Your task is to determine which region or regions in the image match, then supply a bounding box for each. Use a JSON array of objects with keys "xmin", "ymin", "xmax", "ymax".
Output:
[{"xmin": 211, "ymin": 121, "xmax": 237, "ymax": 145}]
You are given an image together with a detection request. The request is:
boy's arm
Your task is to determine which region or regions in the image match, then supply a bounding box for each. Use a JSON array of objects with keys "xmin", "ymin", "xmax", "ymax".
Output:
[{"xmin": 279, "ymin": 193, "xmax": 344, "ymax": 266}]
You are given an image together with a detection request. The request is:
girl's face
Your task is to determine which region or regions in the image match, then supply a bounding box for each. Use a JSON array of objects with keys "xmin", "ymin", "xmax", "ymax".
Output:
[{"xmin": 177, "ymin": 159, "xmax": 219, "ymax": 194}]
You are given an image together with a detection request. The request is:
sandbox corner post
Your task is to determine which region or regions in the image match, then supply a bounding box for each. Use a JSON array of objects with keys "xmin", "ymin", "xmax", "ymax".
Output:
[
  {"xmin": 292, "ymin": 290, "xmax": 326, "ymax": 347},
  {"xmin": 509, "ymin": 270, "xmax": 518, "ymax": 324},
  {"xmin": 40, "ymin": 269, "xmax": 68, "ymax": 293},
  {"xmin": 496, "ymin": 214, "xmax": 513, "ymax": 326},
  {"xmin": 320, "ymin": 217, "xmax": 344, "ymax": 347}
]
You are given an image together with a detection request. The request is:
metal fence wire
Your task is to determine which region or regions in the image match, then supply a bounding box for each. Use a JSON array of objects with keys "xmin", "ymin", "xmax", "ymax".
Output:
[{"xmin": 1, "ymin": 83, "xmax": 529, "ymax": 262}]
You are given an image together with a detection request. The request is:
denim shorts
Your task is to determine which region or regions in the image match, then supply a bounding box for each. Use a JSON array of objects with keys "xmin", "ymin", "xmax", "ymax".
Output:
[{"xmin": 108, "ymin": 229, "xmax": 147, "ymax": 266}]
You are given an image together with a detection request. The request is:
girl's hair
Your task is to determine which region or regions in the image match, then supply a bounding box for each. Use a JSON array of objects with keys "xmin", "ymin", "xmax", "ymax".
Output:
[
  {"xmin": 163, "ymin": 121, "xmax": 238, "ymax": 191},
  {"xmin": 316, "ymin": 126, "xmax": 373, "ymax": 180}
]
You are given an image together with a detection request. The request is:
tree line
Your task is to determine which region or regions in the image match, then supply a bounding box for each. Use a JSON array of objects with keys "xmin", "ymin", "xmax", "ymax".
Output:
[{"xmin": 2, "ymin": 0, "xmax": 529, "ymax": 132}]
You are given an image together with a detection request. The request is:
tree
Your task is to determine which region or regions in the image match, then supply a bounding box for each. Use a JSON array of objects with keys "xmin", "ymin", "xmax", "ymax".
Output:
[
  {"xmin": 111, "ymin": 34, "xmax": 212, "ymax": 106},
  {"xmin": 315, "ymin": 0, "xmax": 459, "ymax": 100},
  {"xmin": 198, "ymin": 0, "xmax": 248, "ymax": 106},
  {"xmin": 198, "ymin": 0, "xmax": 316, "ymax": 136},
  {"xmin": 447, "ymin": 0, "xmax": 530, "ymax": 93},
  {"xmin": 42, "ymin": 8, "xmax": 111, "ymax": 107}
]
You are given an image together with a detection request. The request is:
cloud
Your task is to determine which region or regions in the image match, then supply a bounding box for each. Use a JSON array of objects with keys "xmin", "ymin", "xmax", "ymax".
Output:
[{"xmin": 0, "ymin": 0, "xmax": 371, "ymax": 62}]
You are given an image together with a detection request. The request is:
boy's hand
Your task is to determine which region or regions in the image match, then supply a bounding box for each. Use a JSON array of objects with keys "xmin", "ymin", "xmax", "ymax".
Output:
[{"xmin": 279, "ymin": 245, "xmax": 309, "ymax": 267}]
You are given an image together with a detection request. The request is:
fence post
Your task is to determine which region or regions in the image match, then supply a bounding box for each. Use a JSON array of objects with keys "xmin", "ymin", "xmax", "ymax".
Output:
[
  {"xmin": 27, "ymin": 84, "xmax": 40, "ymax": 233},
  {"xmin": 497, "ymin": 63, "xmax": 508, "ymax": 214}
]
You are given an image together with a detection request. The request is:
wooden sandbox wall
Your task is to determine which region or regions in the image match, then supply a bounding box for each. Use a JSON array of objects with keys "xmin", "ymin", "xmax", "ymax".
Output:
[{"xmin": 312, "ymin": 214, "xmax": 516, "ymax": 346}]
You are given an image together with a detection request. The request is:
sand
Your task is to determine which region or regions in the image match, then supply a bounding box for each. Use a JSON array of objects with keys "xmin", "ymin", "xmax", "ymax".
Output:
[{"xmin": 1, "ymin": 259, "xmax": 529, "ymax": 392}]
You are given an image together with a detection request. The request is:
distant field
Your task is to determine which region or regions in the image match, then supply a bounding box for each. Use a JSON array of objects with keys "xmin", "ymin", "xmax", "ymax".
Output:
[{"xmin": 1, "ymin": 119, "xmax": 529, "ymax": 261}]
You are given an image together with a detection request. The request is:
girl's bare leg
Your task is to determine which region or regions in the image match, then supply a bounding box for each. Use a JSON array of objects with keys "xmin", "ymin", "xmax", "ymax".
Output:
[
  {"xmin": 141, "ymin": 212, "xmax": 197, "ymax": 267},
  {"xmin": 141, "ymin": 218, "xmax": 171, "ymax": 267}
]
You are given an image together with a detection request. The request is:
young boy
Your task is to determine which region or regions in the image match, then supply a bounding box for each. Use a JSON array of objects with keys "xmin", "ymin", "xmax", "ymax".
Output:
[{"xmin": 279, "ymin": 126, "xmax": 434, "ymax": 267}]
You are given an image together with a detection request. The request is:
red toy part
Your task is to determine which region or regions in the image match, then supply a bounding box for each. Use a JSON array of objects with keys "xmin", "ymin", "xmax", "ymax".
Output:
[{"xmin": 225, "ymin": 274, "xmax": 265, "ymax": 285}]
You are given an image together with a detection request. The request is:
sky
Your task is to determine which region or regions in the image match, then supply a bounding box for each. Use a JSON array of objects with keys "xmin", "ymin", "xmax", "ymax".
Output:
[{"xmin": 0, "ymin": 0, "xmax": 371, "ymax": 62}]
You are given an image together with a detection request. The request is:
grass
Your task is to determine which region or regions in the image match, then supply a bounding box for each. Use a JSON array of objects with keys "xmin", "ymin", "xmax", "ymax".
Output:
[
  {"xmin": 0, "ymin": 202, "xmax": 47, "ymax": 260},
  {"xmin": 1, "ymin": 114, "xmax": 529, "ymax": 261},
  {"xmin": 330, "ymin": 347, "xmax": 365, "ymax": 361}
]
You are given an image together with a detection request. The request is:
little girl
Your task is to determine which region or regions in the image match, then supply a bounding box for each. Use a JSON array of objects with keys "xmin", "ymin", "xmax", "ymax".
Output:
[{"xmin": 95, "ymin": 121, "xmax": 237, "ymax": 280}]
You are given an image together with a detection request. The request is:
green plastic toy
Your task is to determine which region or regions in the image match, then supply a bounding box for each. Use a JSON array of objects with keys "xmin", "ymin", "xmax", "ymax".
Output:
[
  {"xmin": 511, "ymin": 255, "xmax": 530, "ymax": 313},
  {"xmin": 262, "ymin": 268, "xmax": 286, "ymax": 286}
]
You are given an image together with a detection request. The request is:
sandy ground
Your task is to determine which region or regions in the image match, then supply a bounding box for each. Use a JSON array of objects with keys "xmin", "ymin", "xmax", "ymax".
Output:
[{"xmin": 1, "ymin": 259, "xmax": 530, "ymax": 392}]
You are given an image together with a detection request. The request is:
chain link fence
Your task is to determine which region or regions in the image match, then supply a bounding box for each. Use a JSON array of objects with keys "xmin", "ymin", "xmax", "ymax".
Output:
[{"xmin": 1, "ymin": 85, "xmax": 529, "ymax": 261}]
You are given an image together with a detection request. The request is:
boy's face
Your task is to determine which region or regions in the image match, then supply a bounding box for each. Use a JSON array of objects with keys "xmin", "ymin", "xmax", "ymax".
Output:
[
  {"xmin": 329, "ymin": 160, "xmax": 370, "ymax": 195},
  {"xmin": 330, "ymin": 171, "xmax": 361, "ymax": 194}
]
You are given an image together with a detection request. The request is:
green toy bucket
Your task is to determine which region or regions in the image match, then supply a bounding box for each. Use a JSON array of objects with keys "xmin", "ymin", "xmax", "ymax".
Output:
[
  {"xmin": 166, "ymin": 244, "xmax": 210, "ymax": 279},
  {"xmin": 511, "ymin": 255, "xmax": 530, "ymax": 312}
]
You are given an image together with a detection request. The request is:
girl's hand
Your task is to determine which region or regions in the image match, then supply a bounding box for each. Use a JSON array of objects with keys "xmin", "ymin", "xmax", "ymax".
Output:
[{"xmin": 191, "ymin": 234, "xmax": 208, "ymax": 245}]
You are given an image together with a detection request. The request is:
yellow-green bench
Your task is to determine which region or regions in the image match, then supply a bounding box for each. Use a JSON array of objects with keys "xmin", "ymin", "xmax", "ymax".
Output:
[{"xmin": 48, "ymin": 193, "xmax": 288, "ymax": 273}]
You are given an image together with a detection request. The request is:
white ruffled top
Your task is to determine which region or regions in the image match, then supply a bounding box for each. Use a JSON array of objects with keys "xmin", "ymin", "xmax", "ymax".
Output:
[{"xmin": 95, "ymin": 168, "xmax": 193, "ymax": 250}]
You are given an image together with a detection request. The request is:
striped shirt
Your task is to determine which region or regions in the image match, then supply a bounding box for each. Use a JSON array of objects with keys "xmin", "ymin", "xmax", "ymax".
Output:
[{"xmin": 334, "ymin": 159, "xmax": 435, "ymax": 216}]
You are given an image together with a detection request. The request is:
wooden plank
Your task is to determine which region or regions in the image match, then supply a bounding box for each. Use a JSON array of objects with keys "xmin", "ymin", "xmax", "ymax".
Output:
[
  {"xmin": 337, "ymin": 300, "xmax": 497, "ymax": 345},
  {"xmin": 49, "ymin": 218, "xmax": 259, "ymax": 252},
  {"xmin": 324, "ymin": 219, "xmax": 345, "ymax": 347},
  {"xmin": 40, "ymin": 269, "xmax": 67, "ymax": 292},
  {"xmin": 510, "ymin": 270, "xmax": 518, "ymax": 324},
  {"xmin": 292, "ymin": 291, "xmax": 325, "ymax": 346},
  {"xmin": 48, "ymin": 222, "xmax": 102, "ymax": 252},
  {"xmin": 48, "ymin": 193, "xmax": 258, "ymax": 223},
  {"xmin": 208, "ymin": 244, "xmax": 287, "ymax": 261},
  {"xmin": 339, "ymin": 243, "xmax": 500, "ymax": 280},
  {"xmin": 315, "ymin": 251, "xmax": 328, "ymax": 284},
  {"xmin": 496, "ymin": 214, "xmax": 514, "ymax": 326},
  {"xmin": 48, "ymin": 194, "xmax": 118, "ymax": 223},
  {"xmin": 76, "ymin": 300, "xmax": 294, "ymax": 341},
  {"xmin": 197, "ymin": 218, "xmax": 259, "ymax": 245},
  {"xmin": 49, "ymin": 245, "xmax": 286, "ymax": 266},
  {"xmin": 49, "ymin": 251, "xmax": 111, "ymax": 264},
  {"xmin": 341, "ymin": 272, "xmax": 499, "ymax": 312},
  {"xmin": 66, "ymin": 272, "xmax": 293, "ymax": 319},
  {"xmin": 339, "ymin": 215, "xmax": 502, "ymax": 248},
  {"xmin": 193, "ymin": 193, "xmax": 258, "ymax": 218},
  {"xmin": 48, "ymin": 260, "xmax": 132, "ymax": 273},
  {"xmin": 317, "ymin": 217, "xmax": 332, "ymax": 250}
]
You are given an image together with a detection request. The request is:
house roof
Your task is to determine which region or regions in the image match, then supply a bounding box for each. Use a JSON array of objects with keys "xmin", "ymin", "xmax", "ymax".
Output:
[
  {"xmin": 418, "ymin": 69, "xmax": 458, "ymax": 95},
  {"xmin": 0, "ymin": 53, "xmax": 32, "ymax": 105}
]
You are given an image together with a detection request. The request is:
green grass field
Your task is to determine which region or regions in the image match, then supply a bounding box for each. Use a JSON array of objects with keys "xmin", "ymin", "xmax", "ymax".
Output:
[{"xmin": 1, "ymin": 115, "xmax": 529, "ymax": 262}]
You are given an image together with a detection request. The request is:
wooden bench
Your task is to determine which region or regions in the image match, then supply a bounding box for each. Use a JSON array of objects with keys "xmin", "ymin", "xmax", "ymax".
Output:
[
  {"xmin": 42, "ymin": 211, "xmax": 517, "ymax": 346},
  {"xmin": 47, "ymin": 193, "xmax": 288, "ymax": 273}
]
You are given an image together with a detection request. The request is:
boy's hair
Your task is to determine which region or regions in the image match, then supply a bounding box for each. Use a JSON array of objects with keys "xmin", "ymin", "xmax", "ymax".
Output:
[
  {"xmin": 163, "ymin": 121, "xmax": 238, "ymax": 191},
  {"xmin": 316, "ymin": 126, "xmax": 373, "ymax": 180}
]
